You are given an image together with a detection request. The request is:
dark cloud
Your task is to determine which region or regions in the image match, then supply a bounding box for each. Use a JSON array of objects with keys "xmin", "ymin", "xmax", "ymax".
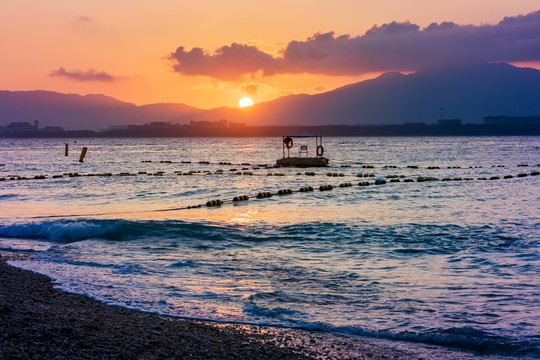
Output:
[
  {"xmin": 168, "ymin": 10, "xmax": 540, "ymax": 80},
  {"xmin": 240, "ymin": 83, "xmax": 259, "ymax": 95},
  {"xmin": 78, "ymin": 15, "xmax": 92, "ymax": 22},
  {"xmin": 49, "ymin": 67, "xmax": 118, "ymax": 82},
  {"xmin": 169, "ymin": 43, "xmax": 278, "ymax": 81}
]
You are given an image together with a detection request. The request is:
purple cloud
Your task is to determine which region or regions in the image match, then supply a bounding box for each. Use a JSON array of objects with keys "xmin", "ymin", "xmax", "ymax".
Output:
[
  {"xmin": 50, "ymin": 67, "xmax": 118, "ymax": 82},
  {"xmin": 168, "ymin": 10, "xmax": 540, "ymax": 80},
  {"xmin": 169, "ymin": 43, "xmax": 278, "ymax": 81}
]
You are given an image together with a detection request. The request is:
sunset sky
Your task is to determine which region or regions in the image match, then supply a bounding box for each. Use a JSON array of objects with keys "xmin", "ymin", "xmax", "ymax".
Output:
[{"xmin": 1, "ymin": 1, "xmax": 539, "ymax": 109}]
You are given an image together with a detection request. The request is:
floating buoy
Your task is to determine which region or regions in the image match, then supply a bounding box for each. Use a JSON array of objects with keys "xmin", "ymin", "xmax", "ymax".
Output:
[
  {"xmin": 517, "ymin": 173, "xmax": 528, "ymax": 177},
  {"xmin": 277, "ymin": 189, "xmax": 293, "ymax": 195},
  {"xmin": 417, "ymin": 177, "xmax": 438, "ymax": 182},
  {"xmin": 256, "ymin": 192, "xmax": 272, "ymax": 199},
  {"xmin": 358, "ymin": 181, "xmax": 370, "ymax": 186},
  {"xmin": 233, "ymin": 195, "xmax": 249, "ymax": 202},
  {"xmin": 531, "ymin": 172, "xmax": 539, "ymax": 176},
  {"xmin": 375, "ymin": 179, "xmax": 387, "ymax": 185},
  {"xmin": 206, "ymin": 199, "xmax": 223, "ymax": 207},
  {"xmin": 319, "ymin": 185, "xmax": 334, "ymax": 191}
]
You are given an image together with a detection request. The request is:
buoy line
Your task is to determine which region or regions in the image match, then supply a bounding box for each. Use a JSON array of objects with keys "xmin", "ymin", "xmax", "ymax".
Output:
[
  {"xmin": 28, "ymin": 169, "xmax": 539, "ymax": 219},
  {"xmin": 3, "ymin": 166, "xmax": 540, "ymax": 182}
]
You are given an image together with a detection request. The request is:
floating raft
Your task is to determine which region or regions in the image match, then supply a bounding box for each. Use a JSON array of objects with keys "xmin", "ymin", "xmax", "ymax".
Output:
[
  {"xmin": 277, "ymin": 133, "xmax": 329, "ymax": 167},
  {"xmin": 276, "ymin": 156, "xmax": 329, "ymax": 167}
]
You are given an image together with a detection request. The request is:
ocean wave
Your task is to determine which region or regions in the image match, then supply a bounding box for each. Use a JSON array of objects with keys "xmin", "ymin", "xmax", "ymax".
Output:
[
  {"xmin": 240, "ymin": 299, "xmax": 537, "ymax": 356},
  {"xmin": 0, "ymin": 219, "xmax": 536, "ymax": 254},
  {"xmin": 243, "ymin": 303, "xmax": 306, "ymax": 319},
  {"xmin": 0, "ymin": 219, "xmax": 229, "ymax": 243},
  {"xmin": 297, "ymin": 322, "xmax": 538, "ymax": 357},
  {"xmin": 0, "ymin": 220, "xmax": 119, "ymax": 242}
]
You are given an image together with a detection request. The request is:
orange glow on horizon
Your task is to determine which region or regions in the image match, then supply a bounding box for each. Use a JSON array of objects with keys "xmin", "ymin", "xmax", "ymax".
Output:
[{"xmin": 1, "ymin": 1, "xmax": 539, "ymax": 109}]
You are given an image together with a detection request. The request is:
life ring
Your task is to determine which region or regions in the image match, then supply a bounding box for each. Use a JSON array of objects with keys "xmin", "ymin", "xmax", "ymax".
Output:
[
  {"xmin": 284, "ymin": 136, "xmax": 293, "ymax": 148},
  {"xmin": 316, "ymin": 145, "xmax": 324, "ymax": 156}
]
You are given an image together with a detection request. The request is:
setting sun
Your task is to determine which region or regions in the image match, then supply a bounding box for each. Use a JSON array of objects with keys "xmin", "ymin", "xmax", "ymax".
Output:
[{"xmin": 239, "ymin": 97, "xmax": 254, "ymax": 108}]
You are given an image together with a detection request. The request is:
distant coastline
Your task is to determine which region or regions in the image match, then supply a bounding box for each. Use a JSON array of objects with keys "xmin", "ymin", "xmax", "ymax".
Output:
[{"xmin": 1, "ymin": 121, "xmax": 540, "ymax": 138}]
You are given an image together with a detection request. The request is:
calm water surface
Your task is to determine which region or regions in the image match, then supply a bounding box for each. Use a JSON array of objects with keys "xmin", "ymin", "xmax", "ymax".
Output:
[{"xmin": 1, "ymin": 137, "xmax": 539, "ymax": 357}]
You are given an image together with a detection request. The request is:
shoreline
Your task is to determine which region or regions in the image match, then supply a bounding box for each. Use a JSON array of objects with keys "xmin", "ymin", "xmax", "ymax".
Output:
[{"xmin": 0, "ymin": 251, "xmax": 512, "ymax": 359}]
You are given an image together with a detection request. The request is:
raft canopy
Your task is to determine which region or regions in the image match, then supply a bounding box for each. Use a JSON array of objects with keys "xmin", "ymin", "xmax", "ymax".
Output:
[{"xmin": 284, "ymin": 133, "xmax": 321, "ymax": 137}]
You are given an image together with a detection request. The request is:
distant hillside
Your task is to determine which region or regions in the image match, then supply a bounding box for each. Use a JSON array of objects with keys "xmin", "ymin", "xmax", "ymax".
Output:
[
  {"xmin": 0, "ymin": 91, "xmax": 202, "ymax": 130},
  {"xmin": 187, "ymin": 62, "xmax": 540, "ymax": 126},
  {"xmin": 1, "ymin": 63, "xmax": 540, "ymax": 130}
]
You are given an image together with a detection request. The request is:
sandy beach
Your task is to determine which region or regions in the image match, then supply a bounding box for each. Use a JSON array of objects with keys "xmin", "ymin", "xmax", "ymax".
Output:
[{"xmin": 0, "ymin": 251, "xmax": 516, "ymax": 359}]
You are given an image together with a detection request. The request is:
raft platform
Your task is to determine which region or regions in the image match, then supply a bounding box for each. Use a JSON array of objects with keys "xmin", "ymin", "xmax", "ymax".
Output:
[{"xmin": 276, "ymin": 157, "xmax": 329, "ymax": 167}]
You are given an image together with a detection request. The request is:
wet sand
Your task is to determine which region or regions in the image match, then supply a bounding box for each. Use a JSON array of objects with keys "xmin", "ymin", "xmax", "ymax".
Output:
[{"xmin": 0, "ymin": 251, "xmax": 507, "ymax": 359}]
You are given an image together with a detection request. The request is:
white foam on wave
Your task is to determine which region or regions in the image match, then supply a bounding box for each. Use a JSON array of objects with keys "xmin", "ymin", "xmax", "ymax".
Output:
[{"xmin": 0, "ymin": 220, "xmax": 119, "ymax": 242}]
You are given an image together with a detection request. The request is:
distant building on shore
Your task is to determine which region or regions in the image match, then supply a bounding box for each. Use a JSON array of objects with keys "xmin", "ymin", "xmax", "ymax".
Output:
[
  {"xmin": 438, "ymin": 119, "xmax": 462, "ymax": 126},
  {"xmin": 483, "ymin": 116, "xmax": 540, "ymax": 125},
  {"xmin": 190, "ymin": 119, "xmax": 228, "ymax": 128},
  {"xmin": 404, "ymin": 122, "xmax": 427, "ymax": 127},
  {"xmin": 2, "ymin": 121, "xmax": 39, "ymax": 132},
  {"xmin": 229, "ymin": 121, "xmax": 246, "ymax": 127},
  {"xmin": 41, "ymin": 126, "xmax": 64, "ymax": 132}
]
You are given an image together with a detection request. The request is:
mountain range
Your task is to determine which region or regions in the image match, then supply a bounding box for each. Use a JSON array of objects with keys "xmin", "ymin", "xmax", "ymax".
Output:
[{"xmin": 1, "ymin": 63, "xmax": 539, "ymax": 130}]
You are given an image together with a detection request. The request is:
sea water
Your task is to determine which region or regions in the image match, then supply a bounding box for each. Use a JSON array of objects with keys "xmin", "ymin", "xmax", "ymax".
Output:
[{"xmin": 1, "ymin": 137, "xmax": 539, "ymax": 357}]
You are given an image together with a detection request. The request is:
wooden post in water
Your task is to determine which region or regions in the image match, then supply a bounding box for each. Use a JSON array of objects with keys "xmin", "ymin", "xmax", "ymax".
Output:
[
  {"xmin": 65, "ymin": 144, "xmax": 68, "ymax": 156},
  {"xmin": 79, "ymin": 147, "xmax": 87, "ymax": 162}
]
